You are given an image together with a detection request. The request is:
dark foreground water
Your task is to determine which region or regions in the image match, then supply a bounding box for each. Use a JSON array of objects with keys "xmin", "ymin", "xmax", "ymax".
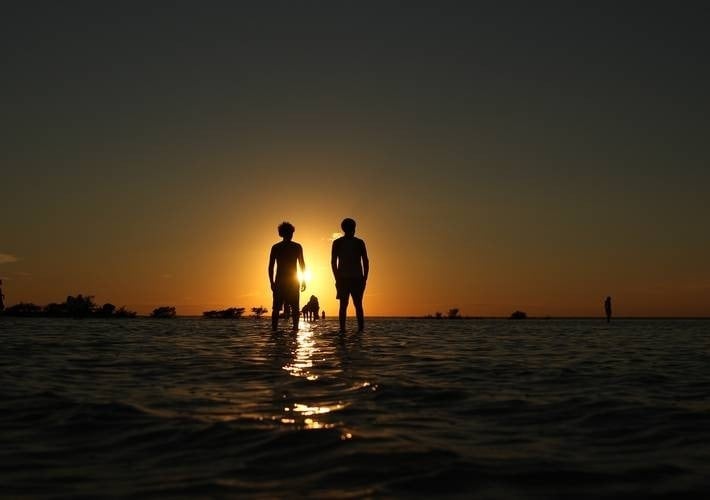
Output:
[{"xmin": 1, "ymin": 317, "xmax": 709, "ymax": 499}]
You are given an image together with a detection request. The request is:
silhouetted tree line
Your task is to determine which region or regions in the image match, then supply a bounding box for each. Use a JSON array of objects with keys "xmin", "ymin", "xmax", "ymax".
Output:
[
  {"xmin": 421, "ymin": 308, "xmax": 532, "ymax": 319},
  {"xmin": 424, "ymin": 308, "xmax": 462, "ymax": 319},
  {"xmin": 151, "ymin": 306, "xmax": 176, "ymax": 318},
  {"xmin": 251, "ymin": 306, "xmax": 268, "ymax": 319},
  {"xmin": 200, "ymin": 306, "xmax": 270, "ymax": 319},
  {"xmin": 203, "ymin": 307, "xmax": 245, "ymax": 319},
  {"xmin": 1, "ymin": 294, "xmax": 136, "ymax": 318}
]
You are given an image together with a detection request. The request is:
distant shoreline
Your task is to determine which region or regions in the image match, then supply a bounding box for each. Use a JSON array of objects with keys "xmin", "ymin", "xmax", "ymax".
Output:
[
  {"xmin": 2, "ymin": 314, "xmax": 709, "ymax": 320},
  {"xmin": 407, "ymin": 316, "xmax": 710, "ymax": 320}
]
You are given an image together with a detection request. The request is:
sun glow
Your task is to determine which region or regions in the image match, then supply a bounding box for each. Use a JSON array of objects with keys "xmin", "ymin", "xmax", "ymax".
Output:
[{"xmin": 297, "ymin": 268, "xmax": 312, "ymax": 285}]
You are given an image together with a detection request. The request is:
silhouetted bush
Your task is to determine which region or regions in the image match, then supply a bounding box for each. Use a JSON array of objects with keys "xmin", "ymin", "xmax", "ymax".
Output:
[
  {"xmin": 251, "ymin": 306, "xmax": 268, "ymax": 319},
  {"xmin": 98, "ymin": 303, "xmax": 116, "ymax": 317},
  {"xmin": 2, "ymin": 296, "xmax": 136, "ymax": 318},
  {"xmin": 114, "ymin": 306, "xmax": 137, "ymax": 318},
  {"xmin": 42, "ymin": 295, "xmax": 97, "ymax": 317},
  {"xmin": 203, "ymin": 307, "xmax": 245, "ymax": 319},
  {"xmin": 43, "ymin": 302, "xmax": 67, "ymax": 317},
  {"xmin": 151, "ymin": 306, "xmax": 176, "ymax": 318},
  {"xmin": 424, "ymin": 310, "xmax": 460, "ymax": 319},
  {"xmin": 65, "ymin": 294, "xmax": 97, "ymax": 317},
  {"xmin": 3, "ymin": 302, "xmax": 43, "ymax": 317}
]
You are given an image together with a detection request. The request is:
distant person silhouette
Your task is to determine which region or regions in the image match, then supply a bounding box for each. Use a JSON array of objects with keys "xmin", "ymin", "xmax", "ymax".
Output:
[
  {"xmin": 0, "ymin": 279, "xmax": 4, "ymax": 312},
  {"xmin": 331, "ymin": 218, "xmax": 369, "ymax": 333},
  {"xmin": 604, "ymin": 296, "xmax": 612, "ymax": 323},
  {"xmin": 268, "ymin": 222, "xmax": 306, "ymax": 331},
  {"xmin": 301, "ymin": 295, "xmax": 319, "ymax": 321}
]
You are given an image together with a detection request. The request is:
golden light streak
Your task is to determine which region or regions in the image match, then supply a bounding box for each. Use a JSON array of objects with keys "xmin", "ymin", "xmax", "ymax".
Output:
[{"xmin": 297, "ymin": 268, "xmax": 312, "ymax": 286}]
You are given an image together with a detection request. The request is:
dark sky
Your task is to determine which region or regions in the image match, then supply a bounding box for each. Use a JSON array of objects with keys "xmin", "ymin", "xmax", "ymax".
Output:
[{"xmin": 2, "ymin": 2, "xmax": 709, "ymax": 315}]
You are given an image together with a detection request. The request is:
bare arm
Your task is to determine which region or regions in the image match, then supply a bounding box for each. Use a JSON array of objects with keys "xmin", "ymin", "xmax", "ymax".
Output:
[
  {"xmin": 268, "ymin": 247, "xmax": 276, "ymax": 290},
  {"xmin": 298, "ymin": 245, "xmax": 306, "ymax": 291},
  {"xmin": 298, "ymin": 245, "xmax": 306, "ymax": 275},
  {"xmin": 361, "ymin": 240, "xmax": 369, "ymax": 282},
  {"xmin": 331, "ymin": 240, "xmax": 338, "ymax": 279}
]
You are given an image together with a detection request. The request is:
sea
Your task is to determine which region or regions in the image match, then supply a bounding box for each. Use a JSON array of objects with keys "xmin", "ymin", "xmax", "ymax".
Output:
[{"xmin": 1, "ymin": 317, "xmax": 709, "ymax": 499}]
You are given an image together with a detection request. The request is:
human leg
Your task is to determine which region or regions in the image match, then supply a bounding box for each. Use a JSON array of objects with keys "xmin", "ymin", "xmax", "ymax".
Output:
[
  {"xmin": 272, "ymin": 294, "xmax": 283, "ymax": 331},
  {"xmin": 353, "ymin": 296, "xmax": 364, "ymax": 332},
  {"xmin": 290, "ymin": 299, "xmax": 299, "ymax": 330},
  {"xmin": 338, "ymin": 296, "xmax": 349, "ymax": 332},
  {"xmin": 352, "ymin": 279, "xmax": 365, "ymax": 332}
]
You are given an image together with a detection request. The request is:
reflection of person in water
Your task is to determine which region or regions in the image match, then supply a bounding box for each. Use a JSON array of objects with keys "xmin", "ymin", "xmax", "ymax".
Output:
[
  {"xmin": 268, "ymin": 222, "xmax": 306, "ymax": 331},
  {"xmin": 604, "ymin": 296, "xmax": 612, "ymax": 323},
  {"xmin": 331, "ymin": 218, "xmax": 369, "ymax": 333}
]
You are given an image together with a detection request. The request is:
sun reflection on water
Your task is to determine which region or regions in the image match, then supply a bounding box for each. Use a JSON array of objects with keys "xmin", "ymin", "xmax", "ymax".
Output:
[
  {"xmin": 282, "ymin": 321, "xmax": 320, "ymax": 380},
  {"xmin": 280, "ymin": 321, "xmax": 348, "ymax": 431}
]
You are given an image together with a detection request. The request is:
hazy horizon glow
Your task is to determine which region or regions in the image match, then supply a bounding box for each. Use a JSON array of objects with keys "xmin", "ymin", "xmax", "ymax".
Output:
[{"xmin": 2, "ymin": 4, "xmax": 709, "ymax": 317}]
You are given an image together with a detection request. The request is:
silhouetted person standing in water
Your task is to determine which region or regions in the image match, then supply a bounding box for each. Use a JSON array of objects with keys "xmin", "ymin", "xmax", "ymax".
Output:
[
  {"xmin": 0, "ymin": 279, "xmax": 4, "ymax": 312},
  {"xmin": 268, "ymin": 222, "xmax": 306, "ymax": 331},
  {"xmin": 604, "ymin": 296, "xmax": 612, "ymax": 323},
  {"xmin": 331, "ymin": 218, "xmax": 369, "ymax": 333}
]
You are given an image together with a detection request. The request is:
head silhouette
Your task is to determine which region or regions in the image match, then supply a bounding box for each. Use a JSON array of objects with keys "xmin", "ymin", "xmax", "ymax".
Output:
[
  {"xmin": 341, "ymin": 218, "xmax": 356, "ymax": 237},
  {"xmin": 278, "ymin": 221, "xmax": 295, "ymax": 240}
]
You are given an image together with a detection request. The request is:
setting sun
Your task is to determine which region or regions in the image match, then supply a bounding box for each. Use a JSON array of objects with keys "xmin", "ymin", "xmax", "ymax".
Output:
[{"xmin": 298, "ymin": 268, "xmax": 313, "ymax": 285}]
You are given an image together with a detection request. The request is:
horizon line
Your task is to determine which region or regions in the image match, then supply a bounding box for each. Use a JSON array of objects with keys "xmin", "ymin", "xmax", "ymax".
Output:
[{"xmin": 4, "ymin": 315, "xmax": 703, "ymax": 320}]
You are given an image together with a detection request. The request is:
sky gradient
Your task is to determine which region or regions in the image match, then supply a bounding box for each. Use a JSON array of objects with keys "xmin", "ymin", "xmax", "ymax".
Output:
[{"xmin": 2, "ymin": 3, "xmax": 709, "ymax": 317}]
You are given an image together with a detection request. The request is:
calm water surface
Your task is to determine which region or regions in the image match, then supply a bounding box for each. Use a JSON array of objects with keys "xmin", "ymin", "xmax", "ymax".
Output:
[{"xmin": 1, "ymin": 317, "xmax": 709, "ymax": 498}]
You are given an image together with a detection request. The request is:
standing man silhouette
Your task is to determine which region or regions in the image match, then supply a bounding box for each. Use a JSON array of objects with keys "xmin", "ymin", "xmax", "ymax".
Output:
[
  {"xmin": 0, "ymin": 279, "xmax": 4, "ymax": 312},
  {"xmin": 331, "ymin": 218, "xmax": 369, "ymax": 333},
  {"xmin": 604, "ymin": 296, "xmax": 612, "ymax": 323},
  {"xmin": 268, "ymin": 222, "xmax": 306, "ymax": 331}
]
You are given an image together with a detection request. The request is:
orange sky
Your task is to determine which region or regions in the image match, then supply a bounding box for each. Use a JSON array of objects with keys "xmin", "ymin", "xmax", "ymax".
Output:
[
  {"xmin": 2, "ymin": 152, "xmax": 709, "ymax": 318},
  {"xmin": 2, "ymin": 4, "xmax": 709, "ymax": 317}
]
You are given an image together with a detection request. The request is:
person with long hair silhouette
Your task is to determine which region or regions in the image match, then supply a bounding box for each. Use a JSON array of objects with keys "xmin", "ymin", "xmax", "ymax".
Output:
[
  {"xmin": 331, "ymin": 218, "xmax": 369, "ymax": 333},
  {"xmin": 268, "ymin": 222, "xmax": 306, "ymax": 331}
]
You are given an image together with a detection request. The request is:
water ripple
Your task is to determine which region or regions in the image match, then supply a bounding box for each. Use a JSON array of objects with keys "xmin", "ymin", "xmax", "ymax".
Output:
[{"xmin": 1, "ymin": 317, "xmax": 710, "ymax": 498}]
